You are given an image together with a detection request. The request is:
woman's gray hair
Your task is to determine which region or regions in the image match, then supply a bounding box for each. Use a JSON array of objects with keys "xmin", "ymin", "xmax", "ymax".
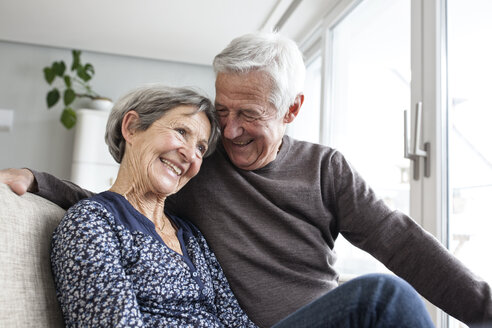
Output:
[
  {"xmin": 213, "ymin": 31, "xmax": 306, "ymax": 117},
  {"xmin": 105, "ymin": 85, "xmax": 220, "ymax": 163}
]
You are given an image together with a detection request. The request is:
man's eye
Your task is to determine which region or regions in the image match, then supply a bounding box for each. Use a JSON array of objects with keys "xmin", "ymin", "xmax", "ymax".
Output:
[
  {"xmin": 176, "ymin": 128, "xmax": 186, "ymax": 135},
  {"xmin": 241, "ymin": 113, "xmax": 257, "ymax": 121},
  {"xmin": 216, "ymin": 109, "xmax": 228, "ymax": 117}
]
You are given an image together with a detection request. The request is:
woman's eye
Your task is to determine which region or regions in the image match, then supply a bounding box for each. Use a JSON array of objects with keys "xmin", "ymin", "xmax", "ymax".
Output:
[
  {"xmin": 176, "ymin": 128, "xmax": 186, "ymax": 135},
  {"xmin": 197, "ymin": 145, "xmax": 207, "ymax": 154}
]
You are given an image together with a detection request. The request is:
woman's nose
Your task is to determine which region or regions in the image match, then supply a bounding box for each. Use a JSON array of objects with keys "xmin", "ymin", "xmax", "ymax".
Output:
[{"xmin": 179, "ymin": 142, "xmax": 197, "ymax": 162}]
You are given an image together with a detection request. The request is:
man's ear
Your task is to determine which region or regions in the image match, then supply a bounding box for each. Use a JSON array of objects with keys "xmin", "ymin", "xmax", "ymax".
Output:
[
  {"xmin": 284, "ymin": 94, "xmax": 304, "ymax": 123},
  {"xmin": 121, "ymin": 111, "xmax": 140, "ymax": 144}
]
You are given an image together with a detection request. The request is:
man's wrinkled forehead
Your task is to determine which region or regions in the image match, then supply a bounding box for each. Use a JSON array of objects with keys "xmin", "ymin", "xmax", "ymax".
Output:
[{"xmin": 215, "ymin": 71, "xmax": 273, "ymax": 101}]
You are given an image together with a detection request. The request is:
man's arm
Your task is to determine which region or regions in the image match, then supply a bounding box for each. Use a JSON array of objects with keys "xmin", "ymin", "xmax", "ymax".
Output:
[
  {"xmin": 0, "ymin": 168, "xmax": 95, "ymax": 209},
  {"xmin": 331, "ymin": 151, "xmax": 492, "ymax": 325},
  {"xmin": 32, "ymin": 170, "xmax": 95, "ymax": 209}
]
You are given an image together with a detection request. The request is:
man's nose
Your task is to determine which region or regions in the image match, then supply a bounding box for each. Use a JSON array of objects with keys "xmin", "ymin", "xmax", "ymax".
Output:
[{"xmin": 222, "ymin": 116, "xmax": 243, "ymax": 139}]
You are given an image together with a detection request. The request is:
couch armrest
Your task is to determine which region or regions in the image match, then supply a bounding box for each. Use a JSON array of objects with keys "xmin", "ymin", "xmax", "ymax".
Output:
[{"xmin": 0, "ymin": 183, "xmax": 65, "ymax": 327}]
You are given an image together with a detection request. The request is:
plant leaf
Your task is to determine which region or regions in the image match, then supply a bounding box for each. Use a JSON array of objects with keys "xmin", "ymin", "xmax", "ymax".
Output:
[
  {"xmin": 77, "ymin": 67, "xmax": 90, "ymax": 81},
  {"xmin": 71, "ymin": 50, "xmax": 81, "ymax": 71},
  {"xmin": 64, "ymin": 75, "xmax": 72, "ymax": 88},
  {"xmin": 52, "ymin": 61, "xmax": 66, "ymax": 77},
  {"xmin": 64, "ymin": 88, "xmax": 76, "ymax": 106},
  {"xmin": 85, "ymin": 63, "xmax": 95, "ymax": 76},
  {"xmin": 60, "ymin": 107, "xmax": 77, "ymax": 129},
  {"xmin": 77, "ymin": 63, "xmax": 94, "ymax": 82},
  {"xmin": 47, "ymin": 88, "xmax": 60, "ymax": 108},
  {"xmin": 43, "ymin": 67, "xmax": 55, "ymax": 84}
]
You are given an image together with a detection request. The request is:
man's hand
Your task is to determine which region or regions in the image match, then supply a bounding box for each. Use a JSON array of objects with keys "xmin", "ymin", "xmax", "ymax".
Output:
[{"xmin": 0, "ymin": 168, "xmax": 36, "ymax": 195}]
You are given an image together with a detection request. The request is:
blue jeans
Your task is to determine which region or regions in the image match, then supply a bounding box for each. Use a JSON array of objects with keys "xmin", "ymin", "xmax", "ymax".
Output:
[{"xmin": 271, "ymin": 274, "xmax": 434, "ymax": 328}]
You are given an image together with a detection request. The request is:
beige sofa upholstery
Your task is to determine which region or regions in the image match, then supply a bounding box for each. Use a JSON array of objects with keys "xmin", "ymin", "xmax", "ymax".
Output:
[{"xmin": 0, "ymin": 183, "xmax": 65, "ymax": 327}]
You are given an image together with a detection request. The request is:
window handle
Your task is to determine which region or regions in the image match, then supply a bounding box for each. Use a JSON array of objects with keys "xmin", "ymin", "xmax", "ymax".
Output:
[{"xmin": 404, "ymin": 102, "xmax": 430, "ymax": 180}]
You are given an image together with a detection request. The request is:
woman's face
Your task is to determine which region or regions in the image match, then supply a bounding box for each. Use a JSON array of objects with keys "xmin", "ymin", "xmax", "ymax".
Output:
[{"xmin": 126, "ymin": 105, "xmax": 211, "ymax": 196}]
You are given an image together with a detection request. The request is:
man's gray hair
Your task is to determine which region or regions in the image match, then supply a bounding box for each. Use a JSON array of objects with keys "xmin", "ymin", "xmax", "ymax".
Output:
[
  {"xmin": 213, "ymin": 31, "xmax": 306, "ymax": 117},
  {"xmin": 105, "ymin": 85, "xmax": 220, "ymax": 163}
]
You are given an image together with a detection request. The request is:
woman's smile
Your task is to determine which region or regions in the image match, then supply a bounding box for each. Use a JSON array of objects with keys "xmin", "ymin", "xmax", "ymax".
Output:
[{"xmin": 159, "ymin": 157, "xmax": 183, "ymax": 176}]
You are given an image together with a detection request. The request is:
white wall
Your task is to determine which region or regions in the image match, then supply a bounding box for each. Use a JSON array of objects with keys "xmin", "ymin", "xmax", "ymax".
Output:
[{"xmin": 0, "ymin": 41, "xmax": 215, "ymax": 180}]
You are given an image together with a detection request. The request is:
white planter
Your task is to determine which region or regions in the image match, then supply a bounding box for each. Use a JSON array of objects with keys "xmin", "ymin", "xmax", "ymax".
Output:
[{"xmin": 90, "ymin": 98, "xmax": 113, "ymax": 111}]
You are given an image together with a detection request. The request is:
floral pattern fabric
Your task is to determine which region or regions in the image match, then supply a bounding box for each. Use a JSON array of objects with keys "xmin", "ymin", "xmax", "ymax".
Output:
[{"xmin": 51, "ymin": 191, "xmax": 257, "ymax": 327}]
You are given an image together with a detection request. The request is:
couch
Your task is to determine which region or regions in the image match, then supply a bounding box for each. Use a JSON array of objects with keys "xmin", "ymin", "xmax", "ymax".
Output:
[{"xmin": 0, "ymin": 183, "xmax": 65, "ymax": 327}]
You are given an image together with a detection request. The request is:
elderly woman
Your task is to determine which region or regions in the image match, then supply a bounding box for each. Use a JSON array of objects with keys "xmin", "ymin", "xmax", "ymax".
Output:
[{"xmin": 50, "ymin": 85, "xmax": 257, "ymax": 327}]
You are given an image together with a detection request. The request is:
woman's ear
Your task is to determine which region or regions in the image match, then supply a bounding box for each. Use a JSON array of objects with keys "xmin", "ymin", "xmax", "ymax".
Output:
[
  {"xmin": 284, "ymin": 94, "xmax": 304, "ymax": 123},
  {"xmin": 121, "ymin": 111, "xmax": 140, "ymax": 144}
]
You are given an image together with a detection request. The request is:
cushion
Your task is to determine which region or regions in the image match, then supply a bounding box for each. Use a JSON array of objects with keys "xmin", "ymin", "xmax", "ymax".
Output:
[{"xmin": 0, "ymin": 183, "xmax": 65, "ymax": 327}]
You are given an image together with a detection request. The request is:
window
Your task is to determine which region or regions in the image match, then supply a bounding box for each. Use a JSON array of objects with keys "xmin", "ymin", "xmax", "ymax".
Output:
[
  {"xmin": 328, "ymin": 0, "xmax": 411, "ymax": 277},
  {"xmin": 287, "ymin": 54, "xmax": 322, "ymax": 143},
  {"xmin": 294, "ymin": 0, "xmax": 492, "ymax": 325},
  {"xmin": 447, "ymin": 0, "xmax": 492, "ymax": 326}
]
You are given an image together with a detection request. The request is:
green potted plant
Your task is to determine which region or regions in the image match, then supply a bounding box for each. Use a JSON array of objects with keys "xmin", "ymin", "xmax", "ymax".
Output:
[{"xmin": 43, "ymin": 50, "xmax": 111, "ymax": 129}]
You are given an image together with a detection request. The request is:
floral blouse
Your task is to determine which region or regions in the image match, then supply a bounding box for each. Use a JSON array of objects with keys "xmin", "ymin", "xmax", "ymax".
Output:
[{"xmin": 51, "ymin": 191, "xmax": 257, "ymax": 327}]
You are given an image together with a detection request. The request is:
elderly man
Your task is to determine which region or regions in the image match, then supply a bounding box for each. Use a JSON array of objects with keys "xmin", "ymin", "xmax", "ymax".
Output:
[{"xmin": 2, "ymin": 32, "xmax": 492, "ymax": 327}]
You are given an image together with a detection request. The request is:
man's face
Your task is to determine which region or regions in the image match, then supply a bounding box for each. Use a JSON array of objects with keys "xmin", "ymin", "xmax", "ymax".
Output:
[{"xmin": 214, "ymin": 71, "xmax": 287, "ymax": 171}]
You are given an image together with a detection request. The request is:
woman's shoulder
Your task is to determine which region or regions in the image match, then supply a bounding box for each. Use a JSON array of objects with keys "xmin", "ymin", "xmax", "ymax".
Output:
[
  {"xmin": 60, "ymin": 197, "xmax": 114, "ymax": 230},
  {"xmin": 66, "ymin": 197, "xmax": 108, "ymax": 216}
]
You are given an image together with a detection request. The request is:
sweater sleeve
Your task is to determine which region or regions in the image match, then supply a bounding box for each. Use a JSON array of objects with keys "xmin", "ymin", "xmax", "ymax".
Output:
[
  {"xmin": 51, "ymin": 201, "xmax": 145, "ymax": 327},
  {"xmin": 330, "ymin": 150, "xmax": 492, "ymax": 325},
  {"xmin": 195, "ymin": 234, "xmax": 258, "ymax": 328},
  {"xmin": 32, "ymin": 169, "xmax": 95, "ymax": 209}
]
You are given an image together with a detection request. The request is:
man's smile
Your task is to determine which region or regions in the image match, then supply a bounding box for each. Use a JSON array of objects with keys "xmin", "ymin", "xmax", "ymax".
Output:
[{"xmin": 231, "ymin": 139, "xmax": 254, "ymax": 147}]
